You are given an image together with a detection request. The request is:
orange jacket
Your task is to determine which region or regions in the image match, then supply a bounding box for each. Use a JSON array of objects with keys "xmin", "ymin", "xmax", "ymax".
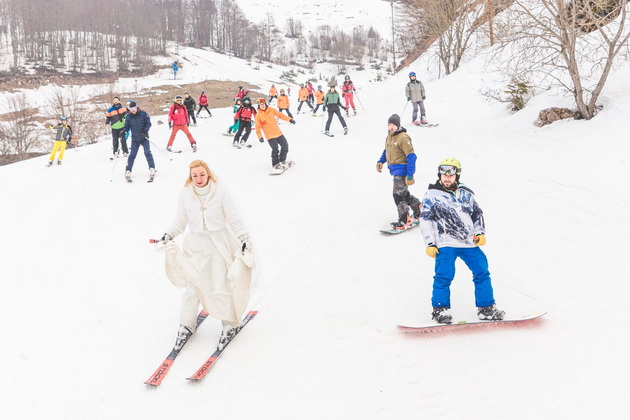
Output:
[
  {"xmin": 298, "ymin": 87, "xmax": 309, "ymax": 101},
  {"xmin": 277, "ymin": 94, "xmax": 290, "ymax": 109},
  {"xmin": 269, "ymin": 86, "xmax": 278, "ymax": 96},
  {"xmin": 314, "ymin": 90, "xmax": 325, "ymax": 105},
  {"xmin": 255, "ymin": 106, "xmax": 291, "ymax": 140}
]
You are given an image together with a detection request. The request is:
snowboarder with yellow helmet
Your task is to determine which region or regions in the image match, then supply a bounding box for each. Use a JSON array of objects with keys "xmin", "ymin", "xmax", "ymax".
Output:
[{"xmin": 419, "ymin": 158, "xmax": 505, "ymax": 324}]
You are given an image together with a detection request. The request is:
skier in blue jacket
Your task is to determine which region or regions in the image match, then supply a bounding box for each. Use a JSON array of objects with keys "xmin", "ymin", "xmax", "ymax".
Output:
[
  {"xmin": 419, "ymin": 158, "xmax": 505, "ymax": 324},
  {"xmin": 122, "ymin": 101, "xmax": 155, "ymax": 181}
]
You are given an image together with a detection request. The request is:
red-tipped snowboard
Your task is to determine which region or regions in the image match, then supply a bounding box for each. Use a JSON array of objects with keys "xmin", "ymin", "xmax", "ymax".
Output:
[{"xmin": 398, "ymin": 311, "xmax": 546, "ymax": 335}]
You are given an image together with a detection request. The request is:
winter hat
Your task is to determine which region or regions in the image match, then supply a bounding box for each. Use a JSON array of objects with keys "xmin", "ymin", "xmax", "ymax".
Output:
[
  {"xmin": 387, "ymin": 114, "xmax": 401, "ymax": 128},
  {"xmin": 175, "ymin": 95, "xmax": 183, "ymax": 101},
  {"xmin": 128, "ymin": 100, "xmax": 137, "ymax": 111}
]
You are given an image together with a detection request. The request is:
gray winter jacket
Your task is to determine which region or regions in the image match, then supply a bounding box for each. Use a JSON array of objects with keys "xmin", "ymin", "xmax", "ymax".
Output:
[
  {"xmin": 405, "ymin": 79, "xmax": 426, "ymax": 102},
  {"xmin": 52, "ymin": 123, "xmax": 73, "ymax": 141}
]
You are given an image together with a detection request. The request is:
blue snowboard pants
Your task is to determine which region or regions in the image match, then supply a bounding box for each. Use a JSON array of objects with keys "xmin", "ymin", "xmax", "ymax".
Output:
[{"xmin": 431, "ymin": 247, "xmax": 496, "ymax": 308}]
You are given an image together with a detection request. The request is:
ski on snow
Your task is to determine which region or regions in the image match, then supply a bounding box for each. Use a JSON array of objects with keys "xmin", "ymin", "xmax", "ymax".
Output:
[
  {"xmin": 144, "ymin": 310, "xmax": 209, "ymax": 387},
  {"xmin": 186, "ymin": 310, "xmax": 258, "ymax": 381}
]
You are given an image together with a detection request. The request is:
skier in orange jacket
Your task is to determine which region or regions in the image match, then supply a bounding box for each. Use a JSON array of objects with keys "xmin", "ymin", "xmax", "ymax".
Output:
[{"xmin": 254, "ymin": 98, "xmax": 295, "ymax": 170}]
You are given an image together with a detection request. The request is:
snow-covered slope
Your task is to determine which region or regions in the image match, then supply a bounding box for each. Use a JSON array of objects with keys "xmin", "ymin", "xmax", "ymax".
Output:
[
  {"xmin": 238, "ymin": 0, "xmax": 392, "ymax": 35},
  {"xmin": 1, "ymin": 30, "xmax": 630, "ymax": 420}
]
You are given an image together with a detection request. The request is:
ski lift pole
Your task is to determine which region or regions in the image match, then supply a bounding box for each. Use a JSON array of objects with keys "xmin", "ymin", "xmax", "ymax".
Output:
[{"xmin": 354, "ymin": 91, "xmax": 365, "ymax": 111}]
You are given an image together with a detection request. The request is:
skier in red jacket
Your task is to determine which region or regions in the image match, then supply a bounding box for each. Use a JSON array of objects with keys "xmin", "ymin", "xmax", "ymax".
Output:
[
  {"xmin": 341, "ymin": 75, "xmax": 357, "ymax": 116},
  {"xmin": 232, "ymin": 98, "xmax": 257, "ymax": 148},
  {"xmin": 197, "ymin": 90, "xmax": 212, "ymax": 117},
  {"xmin": 167, "ymin": 95, "xmax": 197, "ymax": 152}
]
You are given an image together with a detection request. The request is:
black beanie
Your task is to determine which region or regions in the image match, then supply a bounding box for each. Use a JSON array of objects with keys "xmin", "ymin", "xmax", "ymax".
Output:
[{"xmin": 388, "ymin": 114, "xmax": 401, "ymax": 128}]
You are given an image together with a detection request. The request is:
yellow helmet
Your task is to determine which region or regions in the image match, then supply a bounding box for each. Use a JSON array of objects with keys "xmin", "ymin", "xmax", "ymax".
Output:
[
  {"xmin": 438, "ymin": 158, "xmax": 461, "ymax": 170},
  {"xmin": 438, "ymin": 158, "xmax": 462, "ymax": 178}
]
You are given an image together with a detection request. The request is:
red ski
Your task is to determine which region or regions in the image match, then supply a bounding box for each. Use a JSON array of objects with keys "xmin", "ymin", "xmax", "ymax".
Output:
[
  {"xmin": 187, "ymin": 310, "xmax": 257, "ymax": 381},
  {"xmin": 144, "ymin": 310, "xmax": 209, "ymax": 386}
]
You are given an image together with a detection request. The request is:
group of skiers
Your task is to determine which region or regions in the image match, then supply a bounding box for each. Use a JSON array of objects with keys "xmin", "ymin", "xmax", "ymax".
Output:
[
  {"xmin": 48, "ymin": 70, "xmax": 507, "ymax": 353},
  {"xmin": 152, "ymin": 71, "xmax": 504, "ymax": 357}
]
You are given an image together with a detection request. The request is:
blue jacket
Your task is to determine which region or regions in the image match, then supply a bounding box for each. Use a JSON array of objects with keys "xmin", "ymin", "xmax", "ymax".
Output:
[{"xmin": 123, "ymin": 109, "xmax": 151, "ymax": 142}]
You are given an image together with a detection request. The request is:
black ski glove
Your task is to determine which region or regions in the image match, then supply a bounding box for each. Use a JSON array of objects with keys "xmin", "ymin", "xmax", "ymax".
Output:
[
  {"xmin": 141, "ymin": 131, "xmax": 149, "ymax": 139},
  {"xmin": 259, "ymin": 138, "xmax": 264, "ymax": 143},
  {"xmin": 289, "ymin": 119, "xmax": 296, "ymax": 124}
]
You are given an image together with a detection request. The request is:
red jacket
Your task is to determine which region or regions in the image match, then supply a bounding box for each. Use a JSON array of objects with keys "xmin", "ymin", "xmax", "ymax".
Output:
[
  {"xmin": 342, "ymin": 81, "xmax": 355, "ymax": 95},
  {"xmin": 169, "ymin": 103, "xmax": 190, "ymax": 125},
  {"xmin": 199, "ymin": 93, "xmax": 208, "ymax": 106},
  {"xmin": 235, "ymin": 105, "xmax": 257, "ymax": 123}
]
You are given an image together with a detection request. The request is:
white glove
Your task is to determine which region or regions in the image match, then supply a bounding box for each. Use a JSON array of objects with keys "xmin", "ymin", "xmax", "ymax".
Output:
[
  {"xmin": 238, "ymin": 234, "xmax": 252, "ymax": 252},
  {"xmin": 161, "ymin": 233, "xmax": 172, "ymax": 244}
]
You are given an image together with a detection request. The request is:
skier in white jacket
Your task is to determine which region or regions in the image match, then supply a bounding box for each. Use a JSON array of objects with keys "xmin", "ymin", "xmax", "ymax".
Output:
[{"xmin": 159, "ymin": 160, "xmax": 255, "ymax": 351}]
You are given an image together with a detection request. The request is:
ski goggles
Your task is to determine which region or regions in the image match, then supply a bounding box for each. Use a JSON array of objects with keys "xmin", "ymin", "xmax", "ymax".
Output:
[{"xmin": 438, "ymin": 165, "xmax": 459, "ymax": 175}]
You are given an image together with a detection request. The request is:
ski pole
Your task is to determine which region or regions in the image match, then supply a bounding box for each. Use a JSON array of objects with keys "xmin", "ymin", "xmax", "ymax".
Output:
[
  {"xmin": 109, "ymin": 149, "xmax": 120, "ymax": 182},
  {"xmin": 150, "ymin": 238, "xmax": 174, "ymax": 244},
  {"xmin": 354, "ymin": 91, "xmax": 365, "ymax": 111},
  {"xmin": 401, "ymin": 100, "xmax": 409, "ymax": 117},
  {"xmin": 149, "ymin": 139, "xmax": 173, "ymax": 161}
]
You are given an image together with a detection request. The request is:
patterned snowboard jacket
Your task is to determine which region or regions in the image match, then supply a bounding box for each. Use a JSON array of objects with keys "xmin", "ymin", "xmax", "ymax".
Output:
[{"xmin": 419, "ymin": 181, "xmax": 485, "ymax": 249}]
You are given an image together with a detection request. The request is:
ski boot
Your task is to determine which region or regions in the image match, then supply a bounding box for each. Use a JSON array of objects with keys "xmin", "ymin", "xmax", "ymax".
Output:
[
  {"xmin": 218, "ymin": 324, "xmax": 242, "ymax": 351},
  {"xmin": 174, "ymin": 325, "xmax": 193, "ymax": 351},
  {"xmin": 390, "ymin": 220, "xmax": 409, "ymax": 232},
  {"xmin": 477, "ymin": 304, "xmax": 505, "ymax": 321},
  {"xmin": 432, "ymin": 307, "xmax": 453, "ymax": 324},
  {"xmin": 192, "ymin": 143, "xmax": 197, "ymax": 152}
]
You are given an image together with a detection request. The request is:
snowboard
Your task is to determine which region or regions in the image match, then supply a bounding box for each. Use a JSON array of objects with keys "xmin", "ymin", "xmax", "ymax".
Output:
[
  {"xmin": 379, "ymin": 222, "xmax": 419, "ymax": 235},
  {"xmin": 398, "ymin": 311, "xmax": 546, "ymax": 335},
  {"xmin": 269, "ymin": 161, "xmax": 295, "ymax": 176}
]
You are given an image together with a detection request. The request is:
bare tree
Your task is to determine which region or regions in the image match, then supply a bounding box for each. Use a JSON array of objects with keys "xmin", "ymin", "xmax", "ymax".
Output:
[
  {"xmin": 0, "ymin": 93, "xmax": 43, "ymax": 160},
  {"xmin": 402, "ymin": 0, "xmax": 483, "ymax": 75},
  {"xmin": 499, "ymin": 0, "xmax": 630, "ymax": 119}
]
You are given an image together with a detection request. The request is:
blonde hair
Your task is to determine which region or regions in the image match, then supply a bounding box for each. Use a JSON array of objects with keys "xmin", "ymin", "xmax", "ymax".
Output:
[{"xmin": 185, "ymin": 160, "xmax": 217, "ymax": 186}]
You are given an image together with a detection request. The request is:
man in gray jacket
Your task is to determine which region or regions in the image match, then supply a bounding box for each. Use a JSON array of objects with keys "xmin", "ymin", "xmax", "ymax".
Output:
[{"xmin": 405, "ymin": 71, "xmax": 427, "ymax": 125}]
